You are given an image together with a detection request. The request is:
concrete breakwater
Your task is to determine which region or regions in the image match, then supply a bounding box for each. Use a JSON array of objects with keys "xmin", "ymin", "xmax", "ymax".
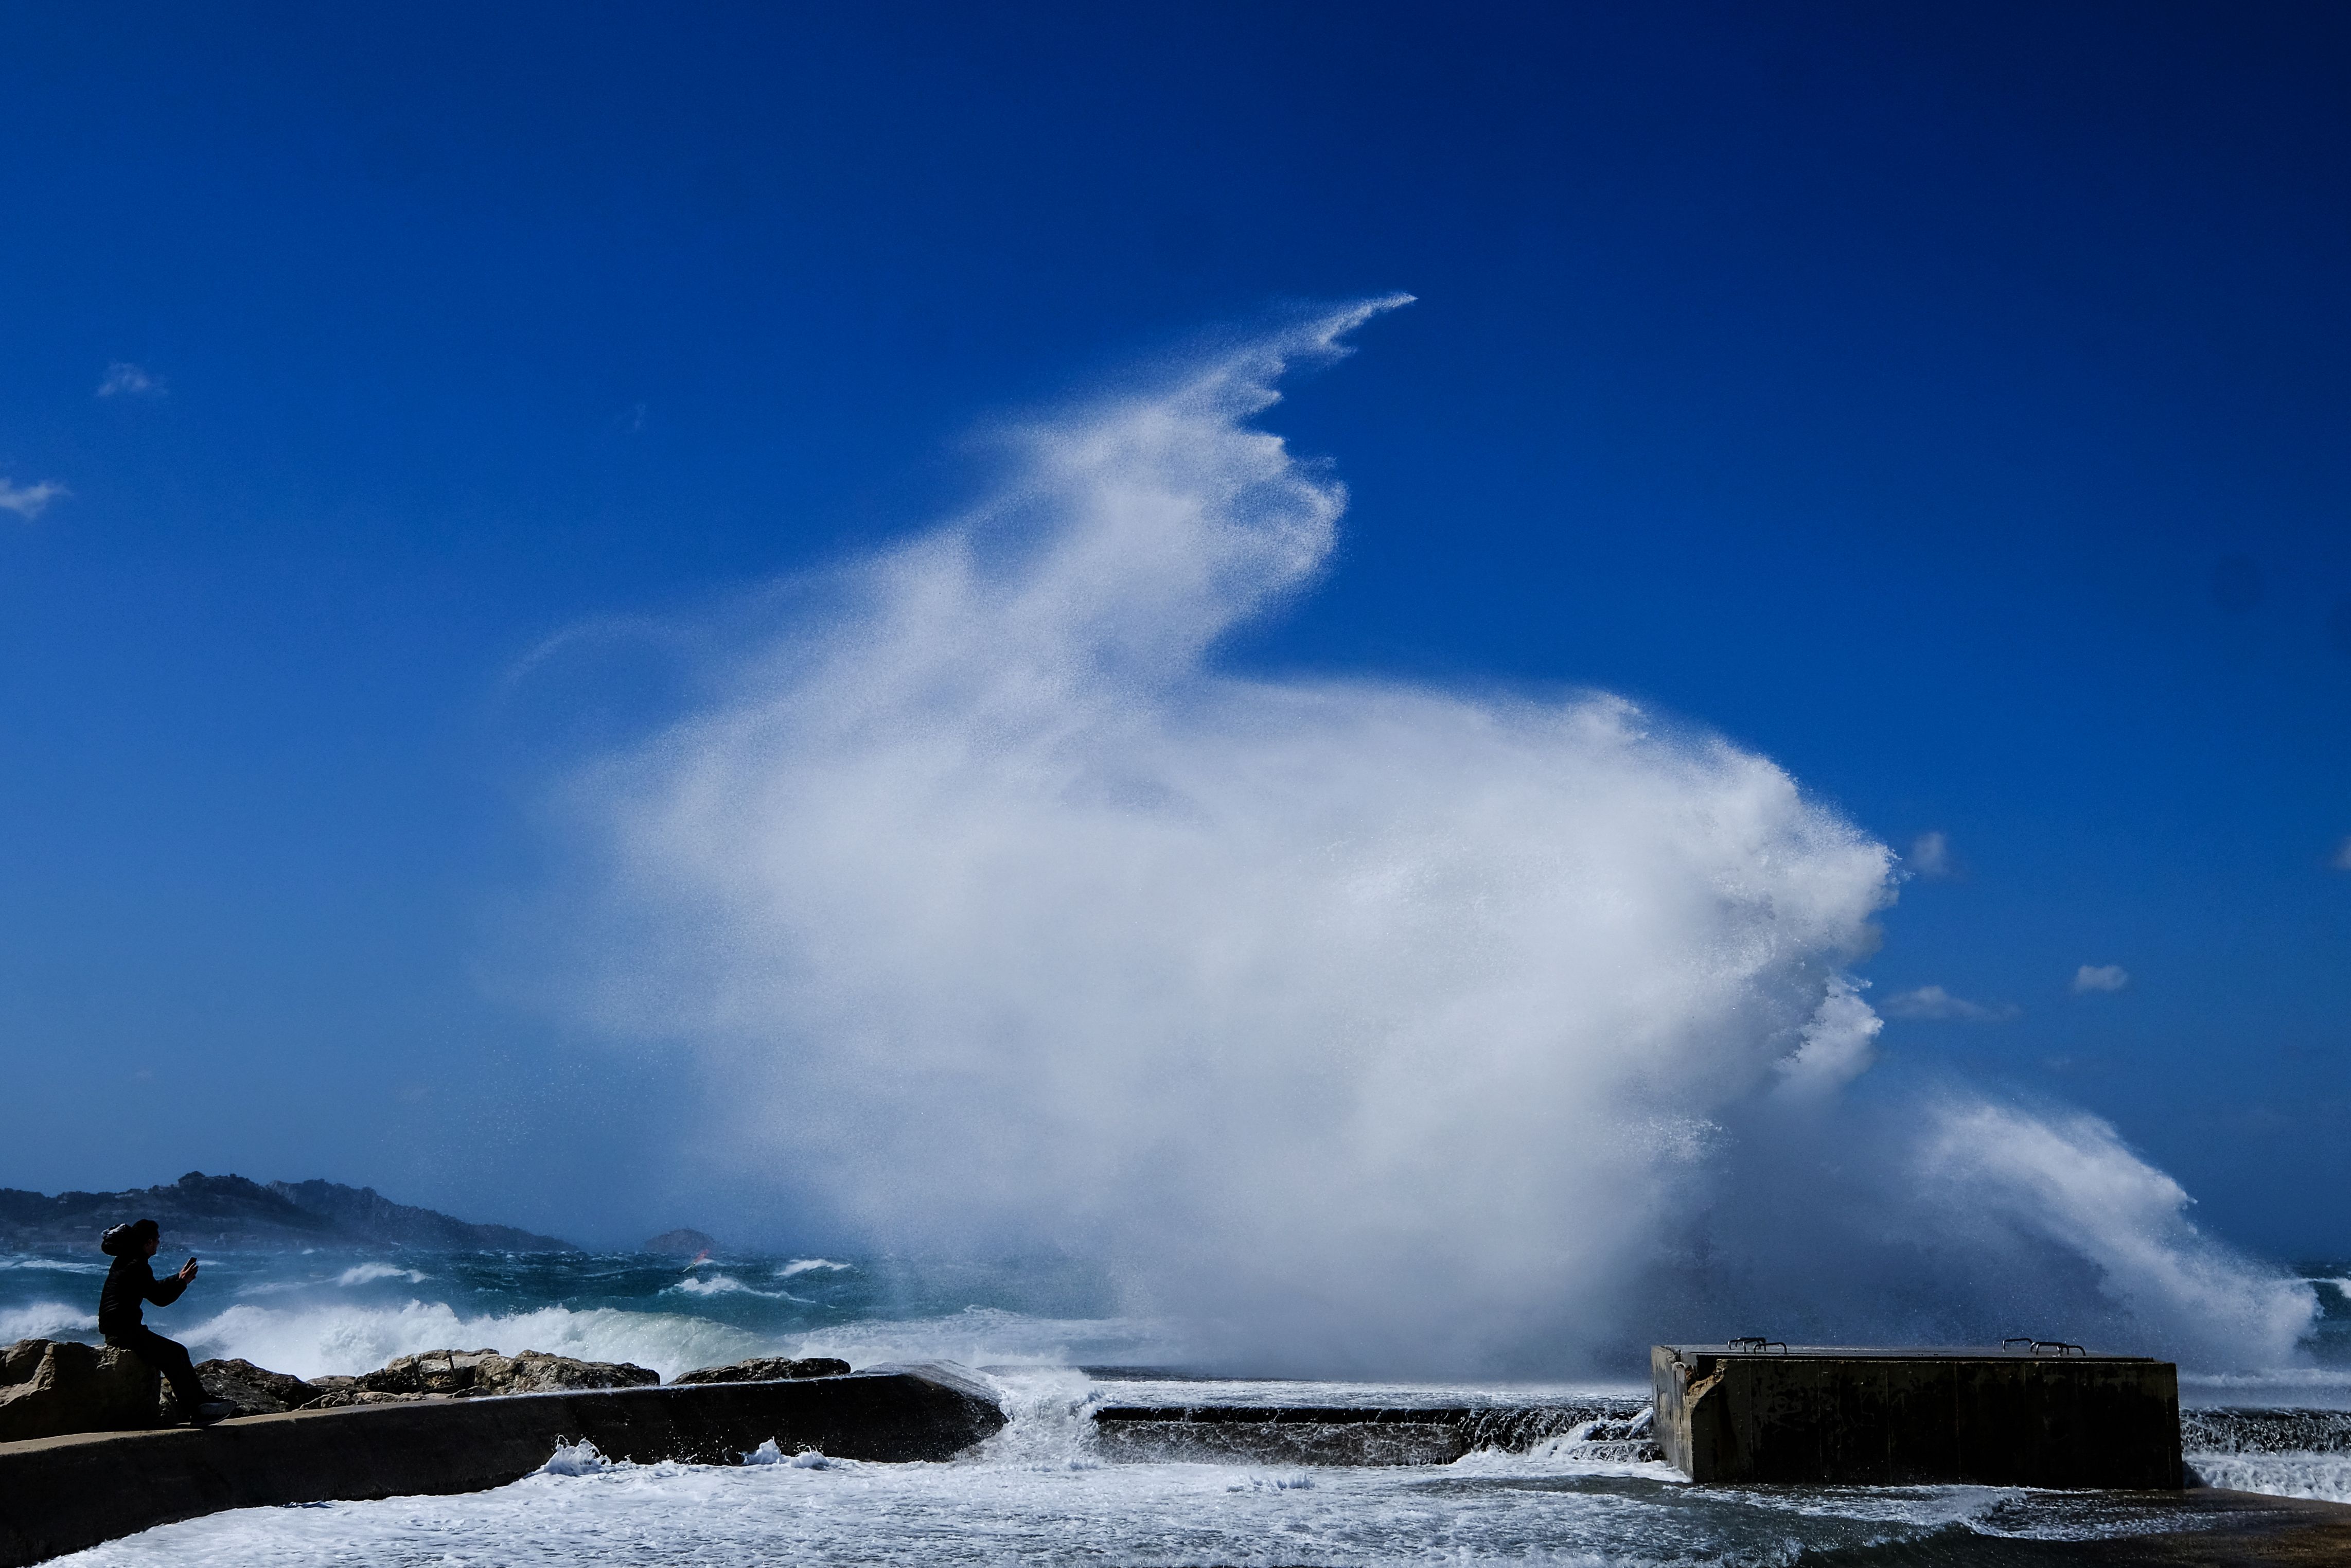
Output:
[
  {"xmin": 1084, "ymin": 1387, "xmax": 2351, "ymax": 1487},
  {"xmin": 0, "ymin": 1363, "xmax": 1004, "ymax": 1568},
  {"xmin": 1090, "ymin": 1396, "xmax": 1655, "ymax": 1466}
]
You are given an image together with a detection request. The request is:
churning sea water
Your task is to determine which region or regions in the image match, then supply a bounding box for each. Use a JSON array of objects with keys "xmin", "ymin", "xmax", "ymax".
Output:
[
  {"xmin": 0, "ymin": 1246, "xmax": 1156, "ymax": 1381},
  {"xmin": 33, "ymin": 1393, "xmax": 2274, "ymax": 1568},
  {"xmin": 11, "ymin": 1248, "xmax": 2351, "ymax": 1565}
]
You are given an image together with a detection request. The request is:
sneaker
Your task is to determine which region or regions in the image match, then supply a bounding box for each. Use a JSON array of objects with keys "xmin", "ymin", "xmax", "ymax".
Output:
[{"xmin": 190, "ymin": 1401, "xmax": 236, "ymax": 1425}]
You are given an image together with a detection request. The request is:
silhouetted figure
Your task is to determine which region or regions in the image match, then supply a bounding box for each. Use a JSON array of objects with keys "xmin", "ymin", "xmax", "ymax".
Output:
[{"xmin": 98, "ymin": 1219, "xmax": 231, "ymax": 1425}]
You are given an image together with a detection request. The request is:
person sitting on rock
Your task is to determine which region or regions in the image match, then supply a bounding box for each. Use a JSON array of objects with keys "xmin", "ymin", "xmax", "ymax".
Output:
[{"xmin": 98, "ymin": 1219, "xmax": 232, "ymax": 1425}]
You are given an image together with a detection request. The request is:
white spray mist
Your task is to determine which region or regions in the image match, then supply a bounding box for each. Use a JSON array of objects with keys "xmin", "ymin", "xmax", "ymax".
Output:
[{"xmin": 539, "ymin": 301, "xmax": 2313, "ymax": 1374}]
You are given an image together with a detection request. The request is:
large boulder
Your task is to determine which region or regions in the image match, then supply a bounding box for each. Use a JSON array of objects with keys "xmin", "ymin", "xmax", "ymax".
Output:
[
  {"xmin": 300, "ymin": 1376, "xmax": 403, "ymax": 1408},
  {"xmin": 671, "ymin": 1355, "xmax": 851, "ymax": 1384},
  {"xmin": 308, "ymin": 1348, "xmax": 659, "ymax": 1406},
  {"xmin": 156, "ymin": 1358, "xmax": 323, "ymax": 1421},
  {"xmin": 0, "ymin": 1339, "xmax": 158, "ymax": 1442}
]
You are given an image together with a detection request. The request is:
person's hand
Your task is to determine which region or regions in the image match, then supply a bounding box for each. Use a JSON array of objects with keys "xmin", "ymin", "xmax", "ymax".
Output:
[{"xmin": 178, "ymin": 1257, "xmax": 199, "ymax": 1283}]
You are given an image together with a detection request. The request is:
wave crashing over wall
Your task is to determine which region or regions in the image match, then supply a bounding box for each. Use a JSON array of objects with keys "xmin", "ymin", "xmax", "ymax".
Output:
[{"xmin": 543, "ymin": 299, "xmax": 2312, "ymax": 1375}]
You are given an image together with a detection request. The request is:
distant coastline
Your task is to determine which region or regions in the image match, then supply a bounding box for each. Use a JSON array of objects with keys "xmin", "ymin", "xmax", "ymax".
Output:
[{"xmin": 0, "ymin": 1172, "xmax": 575, "ymax": 1253}]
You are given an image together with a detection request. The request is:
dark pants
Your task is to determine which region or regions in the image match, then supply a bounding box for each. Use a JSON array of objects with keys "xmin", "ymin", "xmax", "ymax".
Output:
[{"xmin": 107, "ymin": 1326, "xmax": 206, "ymax": 1419}]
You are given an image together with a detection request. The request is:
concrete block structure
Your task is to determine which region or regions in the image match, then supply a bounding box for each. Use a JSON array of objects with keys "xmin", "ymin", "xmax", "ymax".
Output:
[{"xmin": 1652, "ymin": 1342, "xmax": 2181, "ymax": 1488}]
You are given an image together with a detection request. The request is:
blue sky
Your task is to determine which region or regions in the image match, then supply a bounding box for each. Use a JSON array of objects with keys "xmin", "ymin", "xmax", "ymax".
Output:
[{"xmin": 1, "ymin": 4, "xmax": 2345, "ymax": 1252}]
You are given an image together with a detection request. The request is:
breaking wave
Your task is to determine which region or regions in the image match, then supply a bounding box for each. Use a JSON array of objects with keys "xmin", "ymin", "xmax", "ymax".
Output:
[
  {"xmin": 664, "ymin": 1273, "xmax": 809, "ymax": 1302},
  {"xmin": 0, "ymin": 1299, "xmax": 96, "ymax": 1343},
  {"xmin": 335, "ymin": 1263, "xmax": 429, "ymax": 1287},
  {"xmin": 2183, "ymin": 1407, "xmax": 2351, "ymax": 1503},
  {"xmin": 171, "ymin": 1300, "xmax": 764, "ymax": 1382}
]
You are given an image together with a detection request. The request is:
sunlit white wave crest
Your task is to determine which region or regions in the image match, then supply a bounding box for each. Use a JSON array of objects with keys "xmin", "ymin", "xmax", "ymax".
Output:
[
  {"xmin": 172, "ymin": 1300, "xmax": 764, "ymax": 1381},
  {"xmin": 779, "ymin": 1259, "xmax": 854, "ymax": 1278},
  {"xmin": 534, "ymin": 299, "xmax": 2312, "ymax": 1374},
  {"xmin": 664, "ymin": 1273, "xmax": 808, "ymax": 1301},
  {"xmin": 0, "ymin": 1300, "xmax": 96, "ymax": 1343},
  {"xmin": 334, "ymin": 1262, "xmax": 430, "ymax": 1287}
]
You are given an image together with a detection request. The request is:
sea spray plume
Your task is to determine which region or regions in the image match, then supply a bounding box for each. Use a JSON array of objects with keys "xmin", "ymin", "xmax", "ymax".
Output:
[
  {"xmin": 1668, "ymin": 1087, "xmax": 2314, "ymax": 1369},
  {"xmin": 1914, "ymin": 1101, "xmax": 2314, "ymax": 1367},
  {"xmin": 542, "ymin": 301, "xmax": 2311, "ymax": 1372}
]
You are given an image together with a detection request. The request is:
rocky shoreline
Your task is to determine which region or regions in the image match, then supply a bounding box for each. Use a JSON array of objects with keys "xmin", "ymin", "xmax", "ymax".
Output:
[{"xmin": 1, "ymin": 1339, "xmax": 851, "ymax": 1444}]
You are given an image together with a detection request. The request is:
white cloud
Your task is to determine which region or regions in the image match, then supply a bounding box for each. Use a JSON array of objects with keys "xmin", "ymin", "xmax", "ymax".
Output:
[
  {"xmin": 1908, "ymin": 830, "xmax": 1957, "ymax": 878},
  {"xmin": 2072, "ymin": 963, "xmax": 2130, "ymax": 994},
  {"xmin": 96, "ymin": 361, "xmax": 163, "ymax": 397},
  {"xmin": 2330, "ymin": 836, "xmax": 2351, "ymax": 872},
  {"xmin": 0, "ymin": 479, "xmax": 66, "ymax": 519},
  {"xmin": 1881, "ymin": 984, "xmax": 2020, "ymax": 1022}
]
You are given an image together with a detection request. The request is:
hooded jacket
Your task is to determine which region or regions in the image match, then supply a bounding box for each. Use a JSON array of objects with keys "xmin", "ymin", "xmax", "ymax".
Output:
[{"xmin": 98, "ymin": 1252, "xmax": 187, "ymax": 1338}]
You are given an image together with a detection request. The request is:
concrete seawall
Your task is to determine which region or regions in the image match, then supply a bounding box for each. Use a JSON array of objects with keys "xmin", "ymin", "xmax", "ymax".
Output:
[
  {"xmin": 0, "ymin": 1363, "xmax": 1004, "ymax": 1567},
  {"xmin": 1090, "ymin": 1399, "xmax": 1653, "ymax": 1466}
]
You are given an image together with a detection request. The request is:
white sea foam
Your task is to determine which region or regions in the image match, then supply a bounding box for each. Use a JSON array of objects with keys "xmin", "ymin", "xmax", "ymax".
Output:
[
  {"xmin": 334, "ymin": 1263, "xmax": 430, "ymax": 1287},
  {"xmin": 536, "ymin": 1441, "xmax": 614, "ymax": 1476},
  {"xmin": 1448, "ymin": 1437, "xmax": 1679, "ymax": 1483},
  {"xmin": 171, "ymin": 1299, "xmax": 764, "ymax": 1381},
  {"xmin": 2187, "ymin": 1452, "xmax": 2351, "ymax": 1504},
  {"xmin": 39, "ymin": 1468, "xmax": 2142, "ymax": 1568},
  {"xmin": 740, "ymin": 1438, "xmax": 855, "ymax": 1470},
  {"xmin": 778, "ymin": 1259, "xmax": 853, "ymax": 1278}
]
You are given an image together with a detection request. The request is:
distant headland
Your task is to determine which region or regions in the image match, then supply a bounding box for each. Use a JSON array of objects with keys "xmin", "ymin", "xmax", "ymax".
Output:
[{"xmin": 0, "ymin": 1172, "xmax": 576, "ymax": 1253}]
